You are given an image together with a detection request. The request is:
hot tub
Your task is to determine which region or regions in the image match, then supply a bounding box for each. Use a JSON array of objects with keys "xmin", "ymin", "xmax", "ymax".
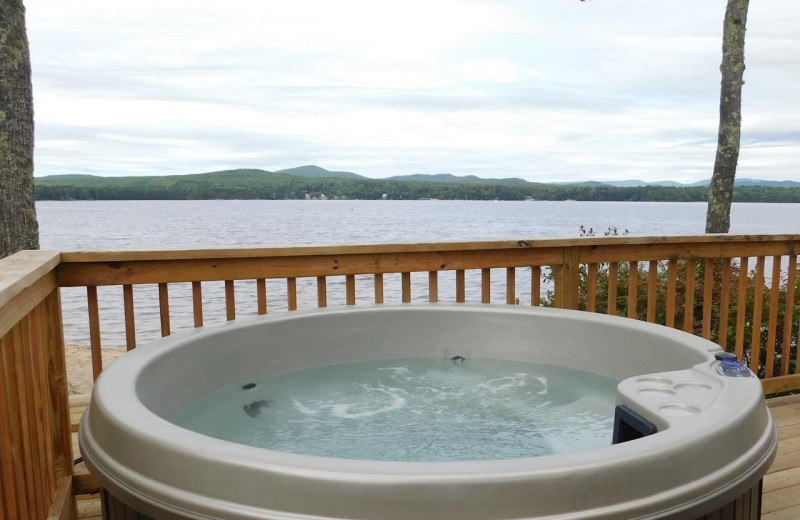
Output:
[{"xmin": 80, "ymin": 304, "xmax": 777, "ymax": 519}]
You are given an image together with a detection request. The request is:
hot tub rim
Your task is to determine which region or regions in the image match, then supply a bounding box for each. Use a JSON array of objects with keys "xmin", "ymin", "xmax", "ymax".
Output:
[{"xmin": 80, "ymin": 304, "xmax": 778, "ymax": 520}]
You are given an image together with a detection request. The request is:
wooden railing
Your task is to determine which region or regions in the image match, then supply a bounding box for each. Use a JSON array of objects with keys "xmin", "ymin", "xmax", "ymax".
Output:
[
  {"xmin": 54, "ymin": 234, "xmax": 800, "ymax": 394},
  {"xmin": 0, "ymin": 251, "xmax": 74, "ymax": 520},
  {"xmin": 0, "ymin": 234, "xmax": 799, "ymax": 518}
]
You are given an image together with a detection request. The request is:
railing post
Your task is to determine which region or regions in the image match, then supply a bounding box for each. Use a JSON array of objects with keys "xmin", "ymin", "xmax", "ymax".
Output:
[
  {"xmin": 0, "ymin": 251, "xmax": 76, "ymax": 520},
  {"xmin": 555, "ymin": 247, "xmax": 580, "ymax": 310}
]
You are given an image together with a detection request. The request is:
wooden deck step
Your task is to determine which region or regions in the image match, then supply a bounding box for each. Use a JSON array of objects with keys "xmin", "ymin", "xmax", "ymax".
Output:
[{"xmin": 69, "ymin": 394, "xmax": 800, "ymax": 520}]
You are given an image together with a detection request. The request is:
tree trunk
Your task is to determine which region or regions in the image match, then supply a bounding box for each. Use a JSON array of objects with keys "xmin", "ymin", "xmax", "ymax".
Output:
[
  {"xmin": 0, "ymin": 0, "xmax": 39, "ymax": 258},
  {"xmin": 705, "ymin": 0, "xmax": 750, "ymax": 233}
]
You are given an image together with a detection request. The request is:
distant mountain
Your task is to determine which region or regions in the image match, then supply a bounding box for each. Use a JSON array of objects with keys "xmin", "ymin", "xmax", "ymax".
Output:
[
  {"xmin": 598, "ymin": 180, "xmax": 686, "ymax": 188},
  {"xmin": 548, "ymin": 180, "xmax": 681, "ymax": 187},
  {"xmin": 690, "ymin": 178, "xmax": 800, "ymax": 188},
  {"xmin": 386, "ymin": 173, "xmax": 533, "ymax": 185},
  {"xmin": 36, "ymin": 174, "xmax": 109, "ymax": 187},
  {"xmin": 276, "ymin": 165, "xmax": 364, "ymax": 180},
  {"xmin": 553, "ymin": 178, "xmax": 800, "ymax": 188},
  {"xmin": 648, "ymin": 181, "xmax": 688, "ymax": 187},
  {"xmin": 36, "ymin": 169, "xmax": 284, "ymax": 188},
  {"xmin": 36, "ymin": 166, "xmax": 800, "ymax": 192}
]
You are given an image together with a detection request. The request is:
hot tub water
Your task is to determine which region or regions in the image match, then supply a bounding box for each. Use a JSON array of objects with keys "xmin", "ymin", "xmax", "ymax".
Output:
[{"xmin": 172, "ymin": 357, "xmax": 617, "ymax": 462}]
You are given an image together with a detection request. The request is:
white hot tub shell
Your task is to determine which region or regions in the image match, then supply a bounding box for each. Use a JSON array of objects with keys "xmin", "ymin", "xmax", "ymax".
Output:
[{"xmin": 80, "ymin": 304, "xmax": 778, "ymax": 520}]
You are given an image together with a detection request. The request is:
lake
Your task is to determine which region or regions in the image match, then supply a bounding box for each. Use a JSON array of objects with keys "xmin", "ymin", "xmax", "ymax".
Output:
[{"xmin": 36, "ymin": 200, "xmax": 800, "ymax": 347}]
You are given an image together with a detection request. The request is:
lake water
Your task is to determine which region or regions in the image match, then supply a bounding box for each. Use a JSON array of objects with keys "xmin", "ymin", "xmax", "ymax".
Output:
[{"xmin": 36, "ymin": 200, "xmax": 800, "ymax": 347}]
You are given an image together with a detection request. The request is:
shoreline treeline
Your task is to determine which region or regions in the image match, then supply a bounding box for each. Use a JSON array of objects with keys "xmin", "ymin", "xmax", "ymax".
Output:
[{"xmin": 34, "ymin": 170, "xmax": 800, "ymax": 202}]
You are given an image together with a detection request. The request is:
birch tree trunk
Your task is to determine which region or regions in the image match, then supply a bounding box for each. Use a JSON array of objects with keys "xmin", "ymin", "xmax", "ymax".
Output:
[
  {"xmin": 0, "ymin": 0, "xmax": 39, "ymax": 258},
  {"xmin": 705, "ymin": 0, "xmax": 750, "ymax": 233}
]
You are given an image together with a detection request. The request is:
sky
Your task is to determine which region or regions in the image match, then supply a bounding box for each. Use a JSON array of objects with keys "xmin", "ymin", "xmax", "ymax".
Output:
[{"xmin": 25, "ymin": 0, "xmax": 800, "ymax": 183}]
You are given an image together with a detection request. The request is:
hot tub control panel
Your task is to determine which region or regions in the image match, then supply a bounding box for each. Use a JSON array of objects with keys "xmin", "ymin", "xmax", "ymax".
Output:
[{"xmin": 714, "ymin": 351, "xmax": 753, "ymax": 377}]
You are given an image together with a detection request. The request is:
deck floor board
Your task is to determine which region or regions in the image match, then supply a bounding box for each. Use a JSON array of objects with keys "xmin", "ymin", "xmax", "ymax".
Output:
[{"xmin": 70, "ymin": 394, "xmax": 800, "ymax": 520}]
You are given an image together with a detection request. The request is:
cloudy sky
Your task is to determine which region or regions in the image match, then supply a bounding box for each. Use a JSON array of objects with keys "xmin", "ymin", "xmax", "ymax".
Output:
[{"xmin": 26, "ymin": 0, "xmax": 800, "ymax": 183}]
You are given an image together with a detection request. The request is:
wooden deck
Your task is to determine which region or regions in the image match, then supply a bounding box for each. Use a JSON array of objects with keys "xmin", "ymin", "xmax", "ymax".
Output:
[
  {"xmin": 762, "ymin": 394, "xmax": 800, "ymax": 519},
  {"xmin": 70, "ymin": 394, "xmax": 800, "ymax": 520}
]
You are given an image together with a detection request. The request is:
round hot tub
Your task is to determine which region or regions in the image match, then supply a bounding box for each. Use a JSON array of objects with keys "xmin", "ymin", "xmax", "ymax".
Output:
[{"xmin": 80, "ymin": 304, "xmax": 777, "ymax": 520}]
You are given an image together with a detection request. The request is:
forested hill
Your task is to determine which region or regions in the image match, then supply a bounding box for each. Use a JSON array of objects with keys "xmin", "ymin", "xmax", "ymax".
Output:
[{"xmin": 34, "ymin": 168, "xmax": 800, "ymax": 202}]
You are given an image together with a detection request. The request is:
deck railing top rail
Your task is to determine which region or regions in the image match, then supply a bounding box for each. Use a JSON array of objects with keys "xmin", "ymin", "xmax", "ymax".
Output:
[
  {"xmin": 0, "ymin": 250, "xmax": 61, "ymax": 338},
  {"xmin": 55, "ymin": 233, "xmax": 800, "ymax": 263},
  {"xmin": 0, "ymin": 250, "xmax": 60, "ymax": 310}
]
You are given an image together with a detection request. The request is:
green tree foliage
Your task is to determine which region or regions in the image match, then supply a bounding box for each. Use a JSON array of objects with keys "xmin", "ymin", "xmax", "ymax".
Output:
[
  {"xmin": 544, "ymin": 255, "xmax": 799, "ymax": 379},
  {"xmin": 34, "ymin": 172, "xmax": 800, "ymax": 202}
]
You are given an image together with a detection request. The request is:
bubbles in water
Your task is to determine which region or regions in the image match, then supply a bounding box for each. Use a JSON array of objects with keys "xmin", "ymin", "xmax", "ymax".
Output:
[{"xmin": 173, "ymin": 358, "xmax": 616, "ymax": 462}]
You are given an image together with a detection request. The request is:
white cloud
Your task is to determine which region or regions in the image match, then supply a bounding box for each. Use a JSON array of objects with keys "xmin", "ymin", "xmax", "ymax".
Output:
[{"xmin": 25, "ymin": 0, "xmax": 800, "ymax": 182}]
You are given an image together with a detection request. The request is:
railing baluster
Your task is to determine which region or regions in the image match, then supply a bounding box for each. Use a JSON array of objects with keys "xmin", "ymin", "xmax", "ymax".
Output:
[
  {"xmin": 87, "ymin": 286, "xmax": 103, "ymax": 379},
  {"xmin": 607, "ymin": 262, "xmax": 618, "ymax": 316},
  {"xmin": 627, "ymin": 261, "xmax": 638, "ymax": 319},
  {"xmin": 20, "ymin": 313, "xmax": 50, "ymax": 517},
  {"xmin": 0, "ymin": 339, "xmax": 17, "ymax": 511},
  {"xmin": 482, "ymin": 268, "xmax": 491, "ymax": 304},
  {"xmin": 14, "ymin": 320, "xmax": 40, "ymax": 519},
  {"xmin": 287, "ymin": 278, "xmax": 297, "ymax": 310},
  {"xmin": 684, "ymin": 259, "xmax": 696, "ymax": 333},
  {"xmin": 428, "ymin": 271, "xmax": 438, "ymax": 303},
  {"xmin": 26, "ymin": 322, "xmax": 46, "ymax": 516},
  {"xmin": 735, "ymin": 257, "xmax": 749, "ymax": 360},
  {"xmin": 456, "ymin": 270, "xmax": 466, "ymax": 303},
  {"xmin": 0, "ymin": 334, "xmax": 21, "ymax": 520},
  {"xmin": 783, "ymin": 255, "xmax": 797, "ymax": 375},
  {"xmin": 647, "ymin": 260, "xmax": 658, "ymax": 323},
  {"xmin": 256, "ymin": 279, "xmax": 267, "ymax": 315},
  {"xmin": 587, "ymin": 263, "xmax": 597, "ymax": 312},
  {"xmin": 123, "ymin": 284, "xmax": 136, "ymax": 350},
  {"xmin": 374, "ymin": 273, "xmax": 384, "ymax": 304},
  {"xmin": 531, "ymin": 266, "xmax": 541, "ymax": 307},
  {"xmin": 346, "ymin": 275, "xmax": 356, "ymax": 305},
  {"xmin": 506, "ymin": 267, "xmax": 515, "ymax": 305},
  {"xmin": 43, "ymin": 290, "xmax": 71, "ymax": 482},
  {"xmin": 401, "ymin": 272, "xmax": 411, "ymax": 303},
  {"xmin": 701, "ymin": 259, "xmax": 713, "ymax": 339},
  {"xmin": 192, "ymin": 281, "xmax": 204, "ymax": 326},
  {"xmin": 765, "ymin": 256, "xmax": 782, "ymax": 378},
  {"xmin": 225, "ymin": 280, "xmax": 236, "ymax": 321},
  {"xmin": 317, "ymin": 276, "xmax": 327, "ymax": 308},
  {"xmin": 666, "ymin": 259, "xmax": 677, "ymax": 328},
  {"xmin": 29, "ymin": 306, "xmax": 56, "ymax": 499},
  {"xmin": 32, "ymin": 309, "xmax": 56, "ymax": 509},
  {"xmin": 719, "ymin": 259, "xmax": 732, "ymax": 351},
  {"xmin": 158, "ymin": 283, "xmax": 171, "ymax": 337},
  {"xmin": 3, "ymin": 328, "xmax": 31, "ymax": 519},
  {"xmin": 750, "ymin": 257, "xmax": 766, "ymax": 375}
]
